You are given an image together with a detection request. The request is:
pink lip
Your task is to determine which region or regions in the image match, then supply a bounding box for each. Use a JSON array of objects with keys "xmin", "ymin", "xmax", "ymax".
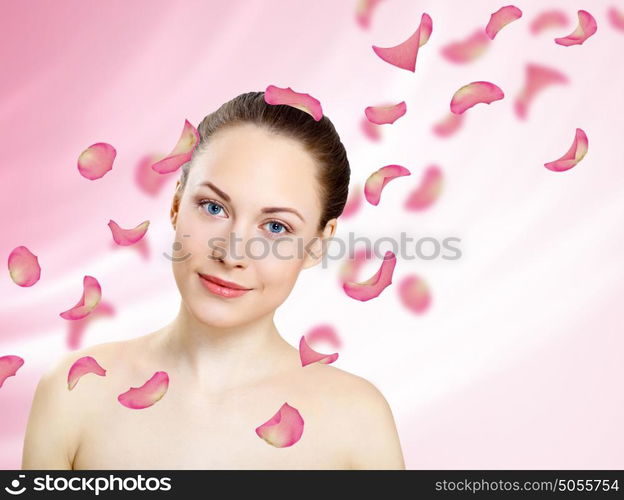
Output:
[
  {"xmin": 198, "ymin": 273, "xmax": 250, "ymax": 290},
  {"xmin": 198, "ymin": 273, "xmax": 252, "ymax": 298}
]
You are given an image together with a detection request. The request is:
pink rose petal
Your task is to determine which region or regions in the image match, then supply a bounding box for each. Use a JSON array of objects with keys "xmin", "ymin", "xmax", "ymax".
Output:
[
  {"xmin": 372, "ymin": 12, "xmax": 432, "ymax": 72},
  {"xmin": 404, "ymin": 165, "xmax": 443, "ymax": 211},
  {"xmin": 108, "ymin": 219, "xmax": 150, "ymax": 246},
  {"xmin": 355, "ymin": 0, "xmax": 383, "ymax": 29},
  {"xmin": 341, "ymin": 184, "xmax": 363, "ymax": 219},
  {"xmin": 255, "ymin": 402, "xmax": 304, "ymax": 448},
  {"xmin": 8, "ymin": 245, "xmax": 41, "ymax": 287},
  {"xmin": 264, "ymin": 85, "xmax": 323, "ymax": 121},
  {"xmin": 343, "ymin": 250, "xmax": 397, "ymax": 301},
  {"xmin": 299, "ymin": 336, "xmax": 339, "ymax": 367},
  {"xmin": 608, "ymin": 7, "xmax": 624, "ymax": 31},
  {"xmin": 77, "ymin": 143, "xmax": 116, "ymax": 180},
  {"xmin": 67, "ymin": 356, "xmax": 107, "ymax": 390},
  {"xmin": 135, "ymin": 153, "xmax": 170, "ymax": 196},
  {"xmin": 0, "ymin": 355, "xmax": 24, "ymax": 389},
  {"xmin": 554, "ymin": 10, "xmax": 597, "ymax": 46},
  {"xmin": 450, "ymin": 81, "xmax": 504, "ymax": 114},
  {"xmin": 544, "ymin": 128, "xmax": 588, "ymax": 172},
  {"xmin": 117, "ymin": 371, "xmax": 169, "ymax": 409},
  {"xmin": 305, "ymin": 324, "xmax": 342, "ymax": 349},
  {"xmin": 66, "ymin": 301, "xmax": 115, "ymax": 350},
  {"xmin": 361, "ymin": 116, "xmax": 382, "ymax": 141},
  {"xmin": 339, "ymin": 247, "xmax": 374, "ymax": 285},
  {"xmin": 530, "ymin": 9, "xmax": 568, "ymax": 35},
  {"xmin": 59, "ymin": 275, "xmax": 102, "ymax": 321},
  {"xmin": 364, "ymin": 164, "xmax": 411, "ymax": 206},
  {"xmin": 398, "ymin": 274, "xmax": 431, "ymax": 314},
  {"xmin": 514, "ymin": 63, "xmax": 568, "ymax": 120},
  {"xmin": 365, "ymin": 101, "xmax": 407, "ymax": 125},
  {"xmin": 432, "ymin": 112, "xmax": 465, "ymax": 138},
  {"xmin": 440, "ymin": 29, "xmax": 490, "ymax": 64},
  {"xmin": 485, "ymin": 5, "xmax": 523, "ymax": 40},
  {"xmin": 151, "ymin": 119, "xmax": 200, "ymax": 174}
]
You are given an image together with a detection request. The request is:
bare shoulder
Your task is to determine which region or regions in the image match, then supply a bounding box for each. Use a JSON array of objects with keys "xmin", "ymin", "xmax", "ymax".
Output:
[
  {"xmin": 21, "ymin": 337, "xmax": 141, "ymax": 470},
  {"xmin": 41, "ymin": 336, "xmax": 141, "ymax": 391},
  {"xmin": 294, "ymin": 363, "xmax": 406, "ymax": 470}
]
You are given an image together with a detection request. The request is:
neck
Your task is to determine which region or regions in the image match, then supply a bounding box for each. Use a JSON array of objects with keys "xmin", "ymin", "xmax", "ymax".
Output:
[{"xmin": 158, "ymin": 301, "xmax": 296, "ymax": 394}]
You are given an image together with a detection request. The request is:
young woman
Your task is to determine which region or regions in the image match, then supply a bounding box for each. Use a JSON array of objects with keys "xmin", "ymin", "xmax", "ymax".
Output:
[{"xmin": 21, "ymin": 91, "xmax": 405, "ymax": 470}]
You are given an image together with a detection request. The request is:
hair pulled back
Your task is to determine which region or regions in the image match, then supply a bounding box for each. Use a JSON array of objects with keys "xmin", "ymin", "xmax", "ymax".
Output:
[{"xmin": 177, "ymin": 91, "xmax": 350, "ymax": 233}]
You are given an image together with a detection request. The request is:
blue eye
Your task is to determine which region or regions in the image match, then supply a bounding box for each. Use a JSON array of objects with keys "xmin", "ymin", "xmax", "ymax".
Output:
[
  {"xmin": 266, "ymin": 221, "xmax": 286, "ymax": 234},
  {"xmin": 206, "ymin": 201, "xmax": 223, "ymax": 215},
  {"xmin": 197, "ymin": 198, "xmax": 293, "ymax": 238}
]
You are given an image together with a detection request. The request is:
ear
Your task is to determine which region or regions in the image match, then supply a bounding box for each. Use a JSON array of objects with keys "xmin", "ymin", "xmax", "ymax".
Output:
[
  {"xmin": 302, "ymin": 218, "xmax": 338, "ymax": 270},
  {"xmin": 170, "ymin": 180, "xmax": 183, "ymax": 230}
]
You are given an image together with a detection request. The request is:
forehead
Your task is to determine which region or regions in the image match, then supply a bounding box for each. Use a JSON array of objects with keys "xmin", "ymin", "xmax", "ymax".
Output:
[{"xmin": 187, "ymin": 123, "xmax": 321, "ymax": 216}]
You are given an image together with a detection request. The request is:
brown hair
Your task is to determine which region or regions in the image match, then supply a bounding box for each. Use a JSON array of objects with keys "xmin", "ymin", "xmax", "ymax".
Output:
[{"xmin": 177, "ymin": 91, "xmax": 350, "ymax": 233}]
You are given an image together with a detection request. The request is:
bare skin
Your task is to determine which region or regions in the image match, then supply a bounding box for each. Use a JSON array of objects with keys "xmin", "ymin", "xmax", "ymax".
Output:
[
  {"xmin": 22, "ymin": 328, "xmax": 405, "ymax": 469},
  {"xmin": 21, "ymin": 122, "xmax": 405, "ymax": 470}
]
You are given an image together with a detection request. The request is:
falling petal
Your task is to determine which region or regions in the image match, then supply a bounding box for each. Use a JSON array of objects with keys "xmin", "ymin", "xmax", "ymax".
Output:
[
  {"xmin": 343, "ymin": 251, "xmax": 397, "ymax": 301},
  {"xmin": 341, "ymin": 184, "xmax": 363, "ymax": 219},
  {"xmin": 485, "ymin": 5, "xmax": 523, "ymax": 40},
  {"xmin": 0, "ymin": 355, "xmax": 24, "ymax": 389},
  {"xmin": 135, "ymin": 153, "xmax": 170, "ymax": 196},
  {"xmin": 364, "ymin": 164, "xmax": 411, "ymax": 206},
  {"xmin": 264, "ymin": 85, "xmax": 323, "ymax": 121},
  {"xmin": 404, "ymin": 165, "xmax": 443, "ymax": 211},
  {"xmin": 305, "ymin": 324, "xmax": 342, "ymax": 349},
  {"xmin": 66, "ymin": 301, "xmax": 115, "ymax": 350},
  {"xmin": 372, "ymin": 13, "xmax": 432, "ymax": 72},
  {"xmin": 530, "ymin": 9, "xmax": 568, "ymax": 35},
  {"xmin": 608, "ymin": 7, "xmax": 624, "ymax": 32},
  {"xmin": 8, "ymin": 246, "xmax": 41, "ymax": 287},
  {"xmin": 151, "ymin": 120, "xmax": 200, "ymax": 174},
  {"xmin": 339, "ymin": 247, "xmax": 374, "ymax": 285},
  {"xmin": 77, "ymin": 143, "xmax": 116, "ymax": 180},
  {"xmin": 299, "ymin": 336, "xmax": 339, "ymax": 367},
  {"xmin": 440, "ymin": 29, "xmax": 490, "ymax": 64},
  {"xmin": 544, "ymin": 128, "xmax": 588, "ymax": 172},
  {"xmin": 255, "ymin": 402, "xmax": 304, "ymax": 447},
  {"xmin": 67, "ymin": 356, "xmax": 107, "ymax": 390},
  {"xmin": 118, "ymin": 371, "xmax": 169, "ymax": 409},
  {"xmin": 361, "ymin": 116, "xmax": 382, "ymax": 141},
  {"xmin": 365, "ymin": 101, "xmax": 407, "ymax": 125},
  {"xmin": 450, "ymin": 81, "xmax": 504, "ymax": 114},
  {"xmin": 355, "ymin": 0, "xmax": 383, "ymax": 29},
  {"xmin": 59, "ymin": 276, "xmax": 102, "ymax": 321},
  {"xmin": 108, "ymin": 219, "xmax": 150, "ymax": 246},
  {"xmin": 514, "ymin": 63, "xmax": 568, "ymax": 120},
  {"xmin": 398, "ymin": 275, "xmax": 431, "ymax": 314},
  {"xmin": 432, "ymin": 112, "xmax": 464, "ymax": 138},
  {"xmin": 554, "ymin": 10, "xmax": 597, "ymax": 46}
]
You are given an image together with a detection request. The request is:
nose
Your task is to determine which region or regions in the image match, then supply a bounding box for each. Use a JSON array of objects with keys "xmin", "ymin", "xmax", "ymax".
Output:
[{"xmin": 209, "ymin": 223, "xmax": 251, "ymax": 269}]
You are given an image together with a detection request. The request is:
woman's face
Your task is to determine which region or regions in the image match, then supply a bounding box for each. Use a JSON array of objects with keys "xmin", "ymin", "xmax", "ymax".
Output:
[{"xmin": 169, "ymin": 122, "xmax": 335, "ymax": 327}]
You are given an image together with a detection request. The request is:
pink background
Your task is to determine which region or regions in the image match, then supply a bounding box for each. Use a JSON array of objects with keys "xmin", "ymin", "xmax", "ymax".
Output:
[{"xmin": 1, "ymin": 0, "xmax": 623, "ymax": 469}]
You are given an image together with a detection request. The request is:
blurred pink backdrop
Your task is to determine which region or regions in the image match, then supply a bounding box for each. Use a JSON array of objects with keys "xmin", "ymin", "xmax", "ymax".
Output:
[{"xmin": 1, "ymin": 0, "xmax": 623, "ymax": 469}]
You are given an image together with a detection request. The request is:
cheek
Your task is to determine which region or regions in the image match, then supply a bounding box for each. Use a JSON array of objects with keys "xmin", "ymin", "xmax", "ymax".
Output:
[
  {"xmin": 255, "ymin": 245, "xmax": 304, "ymax": 293},
  {"xmin": 170, "ymin": 215, "xmax": 213, "ymax": 280}
]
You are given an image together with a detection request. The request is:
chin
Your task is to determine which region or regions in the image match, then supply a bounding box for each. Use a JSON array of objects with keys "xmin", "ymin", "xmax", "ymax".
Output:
[{"xmin": 187, "ymin": 299, "xmax": 249, "ymax": 327}]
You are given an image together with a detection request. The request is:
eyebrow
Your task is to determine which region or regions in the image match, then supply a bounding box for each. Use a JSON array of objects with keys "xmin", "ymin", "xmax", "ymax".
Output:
[{"xmin": 199, "ymin": 181, "xmax": 306, "ymax": 223}]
